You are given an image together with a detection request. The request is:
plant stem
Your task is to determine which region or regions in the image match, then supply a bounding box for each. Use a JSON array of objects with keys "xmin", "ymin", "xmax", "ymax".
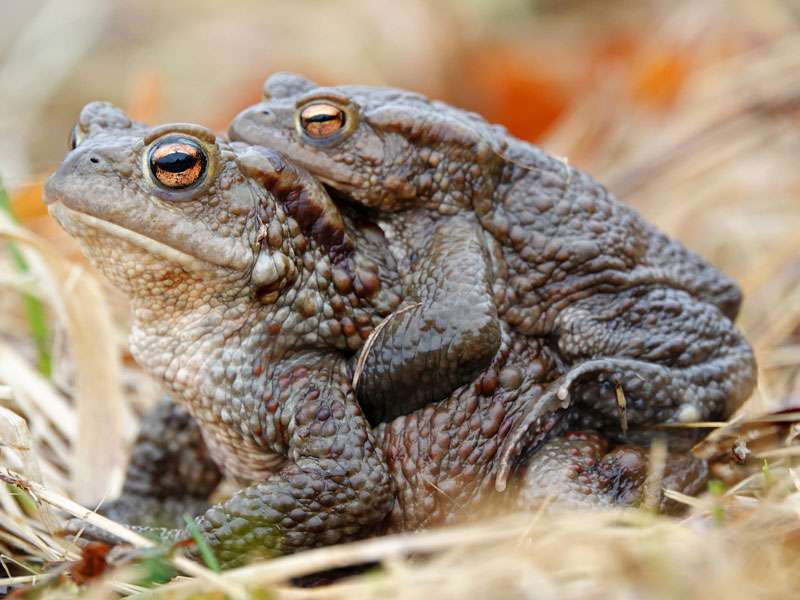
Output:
[{"xmin": 0, "ymin": 177, "xmax": 52, "ymax": 377}]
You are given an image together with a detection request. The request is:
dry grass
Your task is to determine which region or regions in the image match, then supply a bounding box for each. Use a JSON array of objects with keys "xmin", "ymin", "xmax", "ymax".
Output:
[{"xmin": 1, "ymin": 1, "xmax": 800, "ymax": 598}]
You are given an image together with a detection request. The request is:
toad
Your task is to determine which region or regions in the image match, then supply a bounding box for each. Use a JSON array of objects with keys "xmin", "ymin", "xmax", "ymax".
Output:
[
  {"xmin": 46, "ymin": 102, "xmax": 744, "ymax": 567},
  {"xmin": 230, "ymin": 73, "xmax": 757, "ymax": 487}
]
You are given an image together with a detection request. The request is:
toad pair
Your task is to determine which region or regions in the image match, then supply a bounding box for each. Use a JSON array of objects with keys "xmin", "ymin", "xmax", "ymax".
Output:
[{"xmin": 45, "ymin": 73, "xmax": 756, "ymax": 566}]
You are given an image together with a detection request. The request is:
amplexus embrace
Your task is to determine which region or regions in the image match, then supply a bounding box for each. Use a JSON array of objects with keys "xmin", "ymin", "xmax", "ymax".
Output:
[{"xmin": 46, "ymin": 75, "xmax": 755, "ymax": 566}]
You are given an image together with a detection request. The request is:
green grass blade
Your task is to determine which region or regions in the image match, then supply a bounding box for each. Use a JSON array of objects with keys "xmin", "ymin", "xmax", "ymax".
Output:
[
  {"xmin": 183, "ymin": 514, "xmax": 221, "ymax": 573},
  {"xmin": 0, "ymin": 177, "xmax": 52, "ymax": 377}
]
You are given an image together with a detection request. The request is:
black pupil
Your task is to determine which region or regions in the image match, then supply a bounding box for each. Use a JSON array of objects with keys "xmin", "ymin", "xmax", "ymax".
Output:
[
  {"xmin": 305, "ymin": 113, "xmax": 340, "ymax": 124},
  {"xmin": 156, "ymin": 150, "xmax": 198, "ymax": 173}
]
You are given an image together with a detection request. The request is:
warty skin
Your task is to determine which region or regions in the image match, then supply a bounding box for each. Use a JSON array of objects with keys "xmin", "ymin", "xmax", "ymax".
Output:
[
  {"xmin": 231, "ymin": 73, "xmax": 756, "ymax": 486},
  {"xmin": 47, "ymin": 99, "xmax": 750, "ymax": 567}
]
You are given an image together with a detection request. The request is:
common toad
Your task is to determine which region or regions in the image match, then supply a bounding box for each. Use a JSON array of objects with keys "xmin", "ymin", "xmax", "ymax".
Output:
[
  {"xmin": 48, "ymin": 103, "xmax": 403, "ymax": 564},
  {"xmin": 47, "ymin": 98, "xmax": 751, "ymax": 567},
  {"xmin": 231, "ymin": 73, "xmax": 756, "ymax": 488}
]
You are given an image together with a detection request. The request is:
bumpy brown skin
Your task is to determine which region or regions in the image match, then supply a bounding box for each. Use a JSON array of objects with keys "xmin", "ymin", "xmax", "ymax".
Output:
[
  {"xmin": 230, "ymin": 73, "xmax": 757, "ymax": 484},
  {"xmin": 47, "ymin": 101, "xmax": 734, "ymax": 567},
  {"xmin": 355, "ymin": 215, "xmax": 500, "ymax": 423},
  {"xmin": 48, "ymin": 103, "xmax": 596, "ymax": 566},
  {"xmin": 46, "ymin": 103, "xmax": 406, "ymax": 566},
  {"xmin": 100, "ymin": 398, "xmax": 221, "ymax": 528},
  {"xmin": 513, "ymin": 431, "xmax": 707, "ymax": 511}
]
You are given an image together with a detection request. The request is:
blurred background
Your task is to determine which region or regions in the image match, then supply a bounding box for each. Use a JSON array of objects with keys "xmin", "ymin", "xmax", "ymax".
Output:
[
  {"xmin": 2, "ymin": 3, "xmax": 800, "ymax": 596},
  {"xmin": 1, "ymin": 0, "xmax": 799, "ymax": 503}
]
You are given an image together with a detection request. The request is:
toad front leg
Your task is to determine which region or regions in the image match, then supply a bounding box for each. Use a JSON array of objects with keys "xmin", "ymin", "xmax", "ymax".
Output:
[
  {"xmin": 497, "ymin": 286, "xmax": 756, "ymax": 488},
  {"xmin": 355, "ymin": 216, "xmax": 501, "ymax": 423},
  {"xmin": 133, "ymin": 355, "xmax": 393, "ymax": 567}
]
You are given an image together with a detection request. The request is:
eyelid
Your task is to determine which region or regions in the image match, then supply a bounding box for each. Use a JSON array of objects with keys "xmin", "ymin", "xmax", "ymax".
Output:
[
  {"xmin": 294, "ymin": 90, "xmax": 359, "ymax": 112},
  {"xmin": 293, "ymin": 92, "xmax": 360, "ymax": 145},
  {"xmin": 144, "ymin": 123, "xmax": 217, "ymax": 145}
]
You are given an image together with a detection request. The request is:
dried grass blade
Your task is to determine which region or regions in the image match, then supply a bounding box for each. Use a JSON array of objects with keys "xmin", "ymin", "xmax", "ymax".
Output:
[
  {"xmin": 0, "ymin": 467, "xmax": 248, "ymax": 600},
  {"xmin": 157, "ymin": 517, "xmax": 528, "ymax": 596},
  {"xmin": 0, "ymin": 406, "xmax": 58, "ymax": 531},
  {"xmin": 0, "ymin": 217, "xmax": 127, "ymax": 504}
]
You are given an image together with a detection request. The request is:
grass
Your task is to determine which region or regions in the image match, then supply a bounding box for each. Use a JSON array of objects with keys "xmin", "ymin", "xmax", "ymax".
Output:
[
  {"xmin": 0, "ymin": 178, "xmax": 51, "ymax": 377},
  {"xmin": 707, "ymin": 479, "xmax": 726, "ymax": 527},
  {"xmin": 184, "ymin": 514, "xmax": 221, "ymax": 574},
  {"xmin": 0, "ymin": 1, "xmax": 799, "ymax": 598}
]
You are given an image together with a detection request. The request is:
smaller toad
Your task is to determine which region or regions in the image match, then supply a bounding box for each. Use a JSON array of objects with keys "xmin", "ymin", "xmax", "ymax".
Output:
[{"xmin": 231, "ymin": 73, "xmax": 756, "ymax": 488}]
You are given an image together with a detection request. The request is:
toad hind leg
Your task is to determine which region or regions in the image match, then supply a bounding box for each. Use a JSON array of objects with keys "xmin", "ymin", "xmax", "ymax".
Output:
[
  {"xmin": 514, "ymin": 431, "xmax": 708, "ymax": 511},
  {"xmin": 355, "ymin": 216, "xmax": 501, "ymax": 423},
  {"xmin": 99, "ymin": 397, "xmax": 222, "ymax": 528},
  {"xmin": 497, "ymin": 286, "xmax": 755, "ymax": 490}
]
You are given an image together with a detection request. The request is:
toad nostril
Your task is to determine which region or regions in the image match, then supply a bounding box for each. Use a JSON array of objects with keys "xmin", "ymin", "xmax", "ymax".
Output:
[
  {"xmin": 89, "ymin": 156, "xmax": 100, "ymax": 164},
  {"xmin": 260, "ymin": 109, "xmax": 271, "ymax": 117}
]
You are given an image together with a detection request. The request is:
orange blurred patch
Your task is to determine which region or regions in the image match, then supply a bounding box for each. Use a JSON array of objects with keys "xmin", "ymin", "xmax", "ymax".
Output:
[
  {"xmin": 69, "ymin": 542, "xmax": 112, "ymax": 585},
  {"xmin": 457, "ymin": 48, "xmax": 570, "ymax": 142},
  {"xmin": 10, "ymin": 180, "xmax": 85, "ymax": 259},
  {"xmin": 629, "ymin": 47, "xmax": 692, "ymax": 107},
  {"xmin": 10, "ymin": 180, "xmax": 47, "ymax": 221},
  {"xmin": 593, "ymin": 31, "xmax": 642, "ymax": 64},
  {"xmin": 208, "ymin": 75, "xmax": 264, "ymax": 133}
]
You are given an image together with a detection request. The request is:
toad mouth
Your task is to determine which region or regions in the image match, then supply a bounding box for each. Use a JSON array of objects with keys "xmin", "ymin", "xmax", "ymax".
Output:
[{"xmin": 48, "ymin": 201, "xmax": 212, "ymax": 273}]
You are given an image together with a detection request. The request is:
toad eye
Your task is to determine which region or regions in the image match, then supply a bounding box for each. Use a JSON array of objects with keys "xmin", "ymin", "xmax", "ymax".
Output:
[
  {"xmin": 299, "ymin": 103, "xmax": 345, "ymax": 139},
  {"xmin": 148, "ymin": 136, "xmax": 207, "ymax": 189}
]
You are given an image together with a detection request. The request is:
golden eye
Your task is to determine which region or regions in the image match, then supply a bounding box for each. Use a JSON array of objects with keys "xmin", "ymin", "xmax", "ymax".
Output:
[
  {"xmin": 299, "ymin": 103, "xmax": 345, "ymax": 139},
  {"xmin": 148, "ymin": 136, "xmax": 207, "ymax": 189}
]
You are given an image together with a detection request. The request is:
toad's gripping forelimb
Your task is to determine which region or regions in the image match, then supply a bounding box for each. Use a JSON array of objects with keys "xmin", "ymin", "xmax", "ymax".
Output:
[{"xmin": 354, "ymin": 217, "xmax": 500, "ymax": 423}]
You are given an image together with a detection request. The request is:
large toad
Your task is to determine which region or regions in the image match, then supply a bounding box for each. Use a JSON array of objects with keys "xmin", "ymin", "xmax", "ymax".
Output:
[
  {"xmin": 231, "ymin": 73, "xmax": 757, "ymax": 486},
  {"xmin": 46, "ymin": 101, "xmax": 749, "ymax": 567}
]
